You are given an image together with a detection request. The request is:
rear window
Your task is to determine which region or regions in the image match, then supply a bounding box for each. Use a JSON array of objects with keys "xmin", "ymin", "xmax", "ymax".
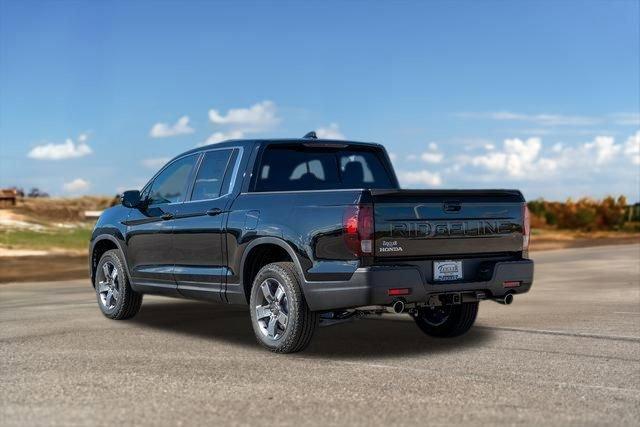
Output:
[{"xmin": 254, "ymin": 145, "xmax": 394, "ymax": 192}]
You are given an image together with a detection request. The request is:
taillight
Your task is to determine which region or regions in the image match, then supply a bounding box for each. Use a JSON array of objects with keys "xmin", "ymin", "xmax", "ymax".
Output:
[
  {"xmin": 522, "ymin": 203, "xmax": 531, "ymax": 253},
  {"xmin": 343, "ymin": 205, "xmax": 374, "ymax": 257}
]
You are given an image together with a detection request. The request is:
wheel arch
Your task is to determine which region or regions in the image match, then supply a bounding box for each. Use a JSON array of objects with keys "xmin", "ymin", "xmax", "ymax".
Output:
[
  {"xmin": 240, "ymin": 237, "xmax": 307, "ymax": 303},
  {"xmin": 90, "ymin": 235, "xmax": 129, "ymax": 286}
]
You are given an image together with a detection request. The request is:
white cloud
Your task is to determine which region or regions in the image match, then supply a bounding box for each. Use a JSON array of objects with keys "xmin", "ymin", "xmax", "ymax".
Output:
[
  {"xmin": 625, "ymin": 130, "xmax": 640, "ymax": 165},
  {"xmin": 421, "ymin": 152, "xmax": 443, "ymax": 163},
  {"xmin": 458, "ymin": 111, "xmax": 601, "ymax": 126},
  {"xmin": 470, "ymin": 151, "xmax": 508, "ymax": 173},
  {"xmin": 584, "ymin": 136, "xmax": 620, "ymax": 164},
  {"xmin": 387, "ymin": 131, "xmax": 639, "ymax": 196},
  {"xmin": 548, "ymin": 135, "xmax": 625, "ymax": 169},
  {"xmin": 141, "ymin": 157, "xmax": 170, "ymax": 169},
  {"xmin": 150, "ymin": 116, "xmax": 194, "ymax": 138},
  {"xmin": 203, "ymin": 100, "xmax": 280, "ymax": 146},
  {"xmin": 28, "ymin": 134, "xmax": 92, "ymax": 160},
  {"xmin": 611, "ymin": 113, "xmax": 640, "ymax": 126},
  {"xmin": 459, "ymin": 111, "xmax": 640, "ymax": 129},
  {"xmin": 208, "ymin": 100, "xmax": 279, "ymax": 132},
  {"xmin": 394, "ymin": 132, "xmax": 639, "ymax": 200},
  {"xmin": 457, "ymin": 138, "xmax": 495, "ymax": 150},
  {"xmin": 199, "ymin": 130, "xmax": 245, "ymax": 146},
  {"xmin": 63, "ymin": 178, "xmax": 90, "ymax": 193},
  {"xmin": 420, "ymin": 142, "xmax": 444, "ymax": 163},
  {"xmin": 455, "ymin": 133, "xmax": 639, "ymax": 184},
  {"xmin": 315, "ymin": 123, "xmax": 345, "ymax": 140},
  {"xmin": 467, "ymin": 137, "xmax": 551, "ymax": 177},
  {"xmin": 397, "ymin": 170, "xmax": 442, "ymax": 187},
  {"xmin": 406, "ymin": 154, "xmax": 418, "ymax": 161}
]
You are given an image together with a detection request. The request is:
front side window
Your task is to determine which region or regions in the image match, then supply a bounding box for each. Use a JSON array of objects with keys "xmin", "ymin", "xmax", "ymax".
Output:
[
  {"xmin": 191, "ymin": 149, "xmax": 233, "ymax": 201},
  {"xmin": 148, "ymin": 155, "xmax": 197, "ymax": 205}
]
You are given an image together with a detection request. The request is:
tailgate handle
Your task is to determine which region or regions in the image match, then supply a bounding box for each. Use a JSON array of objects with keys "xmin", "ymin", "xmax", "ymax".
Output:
[{"xmin": 443, "ymin": 201, "xmax": 461, "ymax": 212}]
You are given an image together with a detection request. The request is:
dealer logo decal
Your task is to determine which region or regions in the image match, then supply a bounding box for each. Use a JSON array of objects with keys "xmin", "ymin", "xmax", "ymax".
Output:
[{"xmin": 379, "ymin": 240, "xmax": 403, "ymax": 252}]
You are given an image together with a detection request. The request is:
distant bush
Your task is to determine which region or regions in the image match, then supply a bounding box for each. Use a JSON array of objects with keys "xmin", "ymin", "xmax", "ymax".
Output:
[
  {"xmin": 627, "ymin": 203, "xmax": 640, "ymax": 222},
  {"xmin": 27, "ymin": 187, "xmax": 49, "ymax": 198},
  {"xmin": 527, "ymin": 196, "xmax": 630, "ymax": 231}
]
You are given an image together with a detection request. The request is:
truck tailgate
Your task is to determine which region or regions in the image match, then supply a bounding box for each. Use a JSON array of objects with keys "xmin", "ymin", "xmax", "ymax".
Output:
[{"xmin": 371, "ymin": 189, "xmax": 525, "ymax": 257}]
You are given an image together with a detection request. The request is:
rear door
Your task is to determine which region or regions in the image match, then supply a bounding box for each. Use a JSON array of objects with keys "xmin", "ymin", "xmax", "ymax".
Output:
[
  {"xmin": 172, "ymin": 148, "xmax": 240, "ymax": 301},
  {"xmin": 125, "ymin": 154, "xmax": 199, "ymax": 294}
]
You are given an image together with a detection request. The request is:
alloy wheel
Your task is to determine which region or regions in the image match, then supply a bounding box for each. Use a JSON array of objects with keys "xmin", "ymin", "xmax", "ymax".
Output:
[
  {"xmin": 255, "ymin": 278, "xmax": 289, "ymax": 340},
  {"xmin": 97, "ymin": 261, "xmax": 120, "ymax": 310}
]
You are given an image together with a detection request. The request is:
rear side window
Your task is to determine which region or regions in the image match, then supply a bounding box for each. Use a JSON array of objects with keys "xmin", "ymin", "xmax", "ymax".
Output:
[
  {"xmin": 191, "ymin": 149, "xmax": 233, "ymax": 201},
  {"xmin": 148, "ymin": 155, "xmax": 197, "ymax": 205},
  {"xmin": 255, "ymin": 146, "xmax": 394, "ymax": 192}
]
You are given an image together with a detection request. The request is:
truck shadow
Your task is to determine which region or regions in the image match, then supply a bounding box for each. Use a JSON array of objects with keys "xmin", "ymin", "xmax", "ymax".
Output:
[{"xmin": 132, "ymin": 299, "xmax": 495, "ymax": 359}]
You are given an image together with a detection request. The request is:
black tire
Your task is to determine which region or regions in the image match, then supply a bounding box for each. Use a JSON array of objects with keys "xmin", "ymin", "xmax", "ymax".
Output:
[
  {"xmin": 249, "ymin": 262, "xmax": 318, "ymax": 353},
  {"xmin": 413, "ymin": 302, "xmax": 478, "ymax": 338},
  {"xmin": 95, "ymin": 249, "xmax": 142, "ymax": 320}
]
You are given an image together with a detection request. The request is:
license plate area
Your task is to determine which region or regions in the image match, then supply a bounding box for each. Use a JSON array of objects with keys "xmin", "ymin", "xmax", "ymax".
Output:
[{"xmin": 433, "ymin": 260, "xmax": 463, "ymax": 281}]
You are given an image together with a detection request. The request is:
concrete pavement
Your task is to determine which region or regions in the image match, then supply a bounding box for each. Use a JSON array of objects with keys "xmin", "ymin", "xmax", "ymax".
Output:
[{"xmin": 1, "ymin": 244, "xmax": 639, "ymax": 426}]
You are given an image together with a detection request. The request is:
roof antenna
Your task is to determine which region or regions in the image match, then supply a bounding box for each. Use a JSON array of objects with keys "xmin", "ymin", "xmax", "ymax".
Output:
[{"xmin": 303, "ymin": 131, "xmax": 317, "ymax": 139}]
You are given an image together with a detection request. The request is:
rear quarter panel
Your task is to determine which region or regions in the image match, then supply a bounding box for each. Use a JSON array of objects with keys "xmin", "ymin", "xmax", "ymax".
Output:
[{"xmin": 226, "ymin": 190, "xmax": 364, "ymax": 286}]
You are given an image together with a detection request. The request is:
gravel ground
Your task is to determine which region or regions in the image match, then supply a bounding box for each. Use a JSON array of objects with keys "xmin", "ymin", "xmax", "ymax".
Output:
[{"xmin": 1, "ymin": 244, "xmax": 639, "ymax": 426}]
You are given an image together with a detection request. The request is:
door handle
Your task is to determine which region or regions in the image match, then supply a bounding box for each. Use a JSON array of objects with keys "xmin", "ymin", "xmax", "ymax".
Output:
[
  {"xmin": 161, "ymin": 212, "xmax": 174, "ymax": 220},
  {"xmin": 206, "ymin": 208, "xmax": 223, "ymax": 216}
]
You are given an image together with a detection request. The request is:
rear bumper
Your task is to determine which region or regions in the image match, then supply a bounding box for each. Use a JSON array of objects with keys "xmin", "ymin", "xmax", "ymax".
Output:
[{"xmin": 303, "ymin": 259, "xmax": 534, "ymax": 311}]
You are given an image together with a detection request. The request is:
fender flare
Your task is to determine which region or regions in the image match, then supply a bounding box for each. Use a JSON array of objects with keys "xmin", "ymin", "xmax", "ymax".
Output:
[
  {"xmin": 239, "ymin": 236, "xmax": 308, "ymax": 292},
  {"xmin": 89, "ymin": 234, "xmax": 131, "ymax": 284}
]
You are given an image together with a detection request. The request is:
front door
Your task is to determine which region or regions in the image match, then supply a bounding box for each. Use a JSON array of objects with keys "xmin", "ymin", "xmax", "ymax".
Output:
[
  {"xmin": 172, "ymin": 148, "xmax": 238, "ymax": 301},
  {"xmin": 125, "ymin": 154, "xmax": 199, "ymax": 295}
]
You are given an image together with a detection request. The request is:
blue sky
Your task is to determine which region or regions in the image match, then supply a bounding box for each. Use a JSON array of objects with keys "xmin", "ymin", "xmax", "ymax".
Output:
[{"xmin": 1, "ymin": 0, "xmax": 639, "ymax": 201}]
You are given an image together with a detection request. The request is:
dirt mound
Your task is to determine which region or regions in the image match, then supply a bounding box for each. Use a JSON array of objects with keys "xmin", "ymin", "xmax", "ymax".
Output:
[{"xmin": 12, "ymin": 196, "xmax": 117, "ymax": 223}]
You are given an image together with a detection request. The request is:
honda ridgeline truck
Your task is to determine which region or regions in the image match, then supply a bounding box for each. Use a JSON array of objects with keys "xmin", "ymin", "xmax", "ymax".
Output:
[{"xmin": 90, "ymin": 133, "xmax": 534, "ymax": 353}]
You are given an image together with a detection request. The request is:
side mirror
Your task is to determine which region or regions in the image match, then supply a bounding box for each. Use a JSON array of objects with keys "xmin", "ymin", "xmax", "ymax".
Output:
[{"xmin": 121, "ymin": 190, "xmax": 143, "ymax": 208}]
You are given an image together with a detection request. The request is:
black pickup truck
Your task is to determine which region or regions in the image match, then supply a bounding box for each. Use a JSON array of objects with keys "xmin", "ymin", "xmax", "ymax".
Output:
[{"xmin": 90, "ymin": 134, "xmax": 533, "ymax": 353}]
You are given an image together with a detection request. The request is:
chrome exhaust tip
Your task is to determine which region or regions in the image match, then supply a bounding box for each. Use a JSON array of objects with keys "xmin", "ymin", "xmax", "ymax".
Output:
[
  {"xmin": 493, "ymin": 293, "xmax": 514, "ymax": 305},
  {"xmin": 391, "ymin": 300, "xmax": 405, "ymax": 314}
]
